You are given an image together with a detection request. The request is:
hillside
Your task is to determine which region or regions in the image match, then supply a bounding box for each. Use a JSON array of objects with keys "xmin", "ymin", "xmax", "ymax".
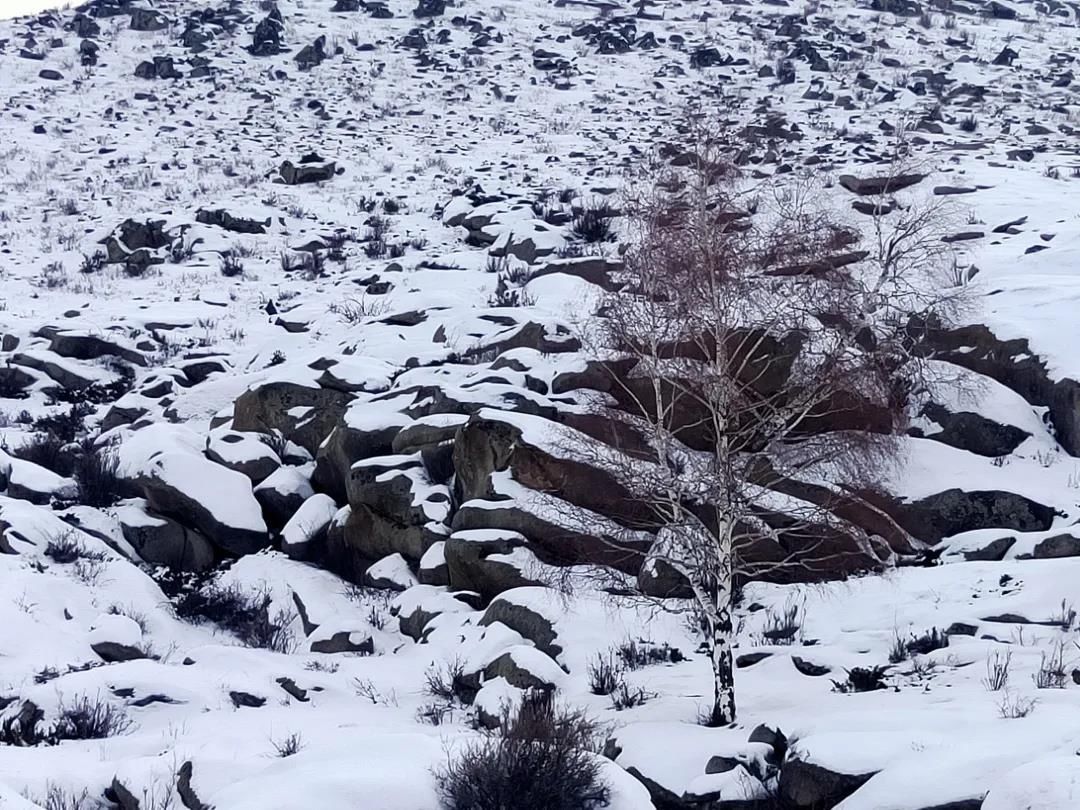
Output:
[{"xmin": 1, "ymin": 0, "xmax": 1080, "ymax": 808}]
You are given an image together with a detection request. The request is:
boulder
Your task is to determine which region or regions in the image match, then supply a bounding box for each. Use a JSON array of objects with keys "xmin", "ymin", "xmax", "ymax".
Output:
[
  {"xmin": 280, "ymin": 493, "xmax": 337, "ymax": 560},
  {"xmin": 479, "ymin": 590, "xmax": 562, "ymax": 659},
  {"xmin": 779, "ymin": 759, "xmax": 876, "ymax": 808},
  {"xmin": 205, "ymin": 430, "xmax": 281, "ymax": 484},
  {"xmin": 444, "ymin": 529, "xmax": 545, "ymax": 602},
  {"xmin": 253, "ymin": 465, "xmax": 314, "ymax": 528},
  {"xmin": 135, "ymin": 452, "xmax": 267, "ymax": 555},
  {"xmin": 232, "ymin": 381, "xmax": 352, "ymax": 456},
  {"xmin": 897, "ymin": 489, "xmax": 1055, "ymax": 543},
  {"xmin": 118, "ymin": 500, "xmax": 215, "ymax": 571},
  {"xmin": 195, "ymin": 208, "xmax": 270, "ymax": 235},
  {"xmin": 280, "ymin": 155, "xmax": 336, "ymax": 185}
]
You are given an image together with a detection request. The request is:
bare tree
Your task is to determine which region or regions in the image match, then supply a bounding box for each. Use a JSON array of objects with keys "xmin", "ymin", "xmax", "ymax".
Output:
[{"xmin": 573, "ymin": 122, "xmax": 966, "ymax": 727}]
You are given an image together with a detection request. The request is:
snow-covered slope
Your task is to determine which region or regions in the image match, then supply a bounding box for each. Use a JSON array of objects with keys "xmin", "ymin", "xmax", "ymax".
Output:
[{"xmin": 1, "ymin": 0, "xmax": 1080, "ymax": 807}]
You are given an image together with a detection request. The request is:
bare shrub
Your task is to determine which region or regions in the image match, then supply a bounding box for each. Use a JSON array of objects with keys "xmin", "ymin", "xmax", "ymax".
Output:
[
  {"xmin": 1033, "ymin": 642, "xmax": 1068, "ymax": 689},
  {"xmin": 586, "ymin": 652, "xmax": 623, "ymax": 696},
  {"xmin": 175, "ymin": 583, "xmax": 296, "ymax": 653},
  {"xmin": 271, "ymin": 732, "xmax": 304, "ymax": 757},
  {"xmin": 435, "ymin": 691, "xmax": 609, "ymax": 810},
  {"xmin": 983, "ymin": 650, "xmax": 1011, "ymax": 691}
]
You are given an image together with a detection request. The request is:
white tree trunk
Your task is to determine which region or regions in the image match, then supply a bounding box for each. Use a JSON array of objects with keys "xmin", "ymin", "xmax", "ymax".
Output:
[{"xmin": 708, "ymin": 578, "xmax": 736, "ymax": 726}]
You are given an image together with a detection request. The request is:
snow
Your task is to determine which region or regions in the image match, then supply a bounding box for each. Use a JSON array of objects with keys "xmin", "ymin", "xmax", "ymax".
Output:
[{"xmin": 0, "ymin": 0, "xmax": 1078, "ymax": 806}]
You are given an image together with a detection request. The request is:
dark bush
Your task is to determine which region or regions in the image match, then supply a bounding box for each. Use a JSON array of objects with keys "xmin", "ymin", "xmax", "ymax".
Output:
[
  {"xmin": 571, "ymin": 200, "xmax": 615, "ymax": 243},
  {"xmin": 44, "ymin": 532, "xmax": 107, "ymax": 565},
  {"xmin": 73, "ymin": 445, "xmax": 131, "ymax": 508},
  {"xmin": 586, "ymin": 652, "xmax": 622, "ymax": 696},
  {"xmin": 49, "ymin": 695, "xmax": 133, "ymax": 741},
  {"xmin": 220, "ymin": 252, "xmax": 245, "ymax": 277},
  {"xmin": 79, "ymin": 251, "xmax": 107, "ymax": 274},
  {"xmin": 34, "ymin": 403, "xmax": 94, "ymax": 443},
  {"xmin": 610, "ymin": 682, "xmax": 654, "ymax": 711},
  {"xmin": 1, "ymin": 695, "xmax": 131, "ymax": 746},
  {"xmin": 906, "ymin": 628, "xmax": 949, "ymax": 656},
  {"xmin": 616, "ymin": 639, "xmax": 684, "ymax": 670},
  {"xmin": 435, "ymin": 691, "xmax": 609, "ymax": 810},
  {"xmin": 175, "ymin": 582, "xmax": 296, "ymax": 653},
  {"xmin": 832, "ymin": 666, "xmax": 888, "ymax": 693},
  {"xmin": 424, "ymin": 658, "xmax": 468, "ymax": 702},
  {"xmin": 13, "ymin": 433, "xmax": 70, "ymax": 475}
]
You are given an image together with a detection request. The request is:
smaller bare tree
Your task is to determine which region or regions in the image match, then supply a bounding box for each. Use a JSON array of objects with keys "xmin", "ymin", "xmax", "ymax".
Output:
[{"xmin": 573, "ymin": 122, "xmax": 966, "ymax": 726}]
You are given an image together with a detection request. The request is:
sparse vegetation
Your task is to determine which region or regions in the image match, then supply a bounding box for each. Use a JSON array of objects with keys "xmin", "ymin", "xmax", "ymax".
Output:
[
  {"xmin": 174, "ymin": 583, "xmax": 296, "ymax": 653},
  {"xmin": 570, "ymin": 199, "xmax": 615, "ymax": 243},
  {"xmin": 271, "ymin": 732, "xmax": 304, "ymax": 758},
  {"xmin": 832, "ymin": 666, "xmax": 889, "ymax": 693},
  {"xmin": 435, "ymin": 691, "xmax": 609, "ymax": 810}
]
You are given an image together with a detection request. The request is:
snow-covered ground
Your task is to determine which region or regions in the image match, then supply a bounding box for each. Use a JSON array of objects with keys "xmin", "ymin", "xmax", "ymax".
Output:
[{"xmin": 1, "ymin": 0, "xmax": 1080, "ymax": 807}]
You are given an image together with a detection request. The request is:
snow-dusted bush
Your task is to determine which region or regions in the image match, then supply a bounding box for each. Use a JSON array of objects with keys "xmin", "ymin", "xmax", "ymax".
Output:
[{"xmin": 436, "ymin": 691, "xmax": 609, "ymax": 810}]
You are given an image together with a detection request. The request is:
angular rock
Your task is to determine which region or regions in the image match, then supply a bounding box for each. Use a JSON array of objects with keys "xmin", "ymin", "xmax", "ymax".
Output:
[
  {"xmin": 897, "ymin": 489, "xmax": 1055, "ymax": 543},
  {"xmin": 479, "ymin": 591, "xmax": 561, "ymax": 659},
  {"xmin": 233, "ymin": 381, "xmax": 352, "ymax": 456},
  {"xmin": 253, "ymin": 465, "xmax": 314, "ymax": 529},
  {"xmin": 779, "ymin": 759, "xmax": 876, "ymax": 808},
  {"xmin": 444, "ymin": 529, "xmax": 545, "ymax": 602},
  {"xmin": 118, "ymin": 500, "xmax": 216, "ymax": 572},
  {"xmin": 280, "ymin": 493, "xmax": 338, "ymax": 560},
  {"xmin": 838, "ymin": 173, "xmax": 925, "ymax": 196},
  {"xmin": 136, "ymin": 452, "xmax": 268, "ymax": 555},
  {"xmin": 280, "ymin": 155, "xmax": 336, "ymax": 185}
]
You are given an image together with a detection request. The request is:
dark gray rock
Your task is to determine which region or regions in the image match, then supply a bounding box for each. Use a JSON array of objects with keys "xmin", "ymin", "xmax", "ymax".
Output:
[
  {"xmin": 913, "ymin": 402, "xmax": 1029, "ymax": 457},
  {"xmin": 479, "ymin": 595, "xmax": 561, "ymax": 659},
  {"xmin": 444, "ymin": 530, "xmax": 544, "ymax": 602},
  {"xmin": 962, "ymin": 536, "xmax": 1015, "ymax": 562},
  {"xmin": 233, "ymin": 381, "xmax": 353, "ymax": 456},
  {"xmin": 196, "ymin": 208, "xmax": 270, "ymax": 234},
  {"xmin": 897, "ymin": 489, "xmax": 1055, "ymax": 543},
  {"xmin": 779, "ymin": 759, "xmax": 876, "ymax": 808},
  {"xmin": 838, "ymin": 173, "xmax": 925, "ymax": 196},
  {"xmin": 1031, "ymin": 533, "xmax": 1080, "ymax": 559},
  {"xmin": 119, "ymin": 505, "xmax": 216, "ymax": 572}
]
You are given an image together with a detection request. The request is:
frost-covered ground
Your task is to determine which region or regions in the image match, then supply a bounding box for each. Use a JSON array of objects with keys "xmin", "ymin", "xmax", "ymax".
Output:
[{"xmin": 1, "ymin": 0, "xmax": 1080, "ymax": 807}]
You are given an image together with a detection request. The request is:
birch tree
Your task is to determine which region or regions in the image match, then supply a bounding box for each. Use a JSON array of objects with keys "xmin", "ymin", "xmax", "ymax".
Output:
[{"xmin": 584, "ymin": 127, "xmax": 964, "ymax": 726}]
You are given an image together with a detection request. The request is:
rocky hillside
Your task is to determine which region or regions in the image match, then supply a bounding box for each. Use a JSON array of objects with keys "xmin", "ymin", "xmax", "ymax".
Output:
[{"xmin": 1, "ymin": 0, "xmax": 1080, "ymax": 807}]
